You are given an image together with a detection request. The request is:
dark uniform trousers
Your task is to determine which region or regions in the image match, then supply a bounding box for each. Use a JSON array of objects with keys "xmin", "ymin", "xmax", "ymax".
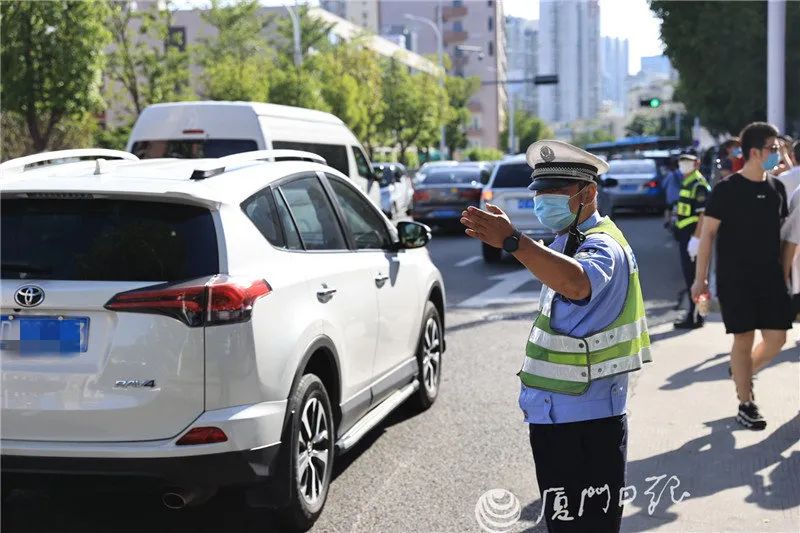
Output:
[
  {"xmin": 529, "ymin": 415, "xmax": 627, "ymax": 533},
  {"xmin": 677, "ymin": 227, "xmax": 697, "ymax": 318}
]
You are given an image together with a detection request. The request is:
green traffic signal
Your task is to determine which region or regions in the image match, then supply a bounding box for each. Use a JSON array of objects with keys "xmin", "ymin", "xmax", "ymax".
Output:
[{"xmin": 649, "ymin": 98, "xmax": 661, "ymax": 108}]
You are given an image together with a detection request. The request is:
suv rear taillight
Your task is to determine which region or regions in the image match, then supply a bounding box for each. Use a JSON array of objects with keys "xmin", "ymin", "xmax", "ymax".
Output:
[
  {"xmin": 105, "ymin": 276, "xmax": 271, "ymax": 327},
  {"xmin": 413, "ymin": 190, "xmax": 430, "ymax": 202},
  {"xmin": 481, "ymin": 190, "xmax": 493, "ymax": 202},
  {"xmin": 459, "ymin": 189, "xmax": 482, "ymax": 200}
]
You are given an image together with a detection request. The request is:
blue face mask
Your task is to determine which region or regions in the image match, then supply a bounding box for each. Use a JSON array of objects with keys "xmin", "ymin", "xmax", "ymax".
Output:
[
  {"xmin": 762, "ymin": 152, "xmax": 780, "ymax": 171},
  {"xmin": 533, "ymin": 193, "xmax": 577, "ymax": 232},
  {"xmin": 732, "ymin": 147, "xmax": 742, "ymax": 157}
]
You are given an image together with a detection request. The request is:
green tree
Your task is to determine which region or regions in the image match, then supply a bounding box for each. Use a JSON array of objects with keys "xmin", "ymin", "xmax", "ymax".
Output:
[
  {"xmin": 444, "ymin": 74, "xmax": 480, "ymax": 156},
  {"xmin": 464, "ymin": 147, "xmax": 504, "ymax": 161},
  {"xmin": 196, "ymin": 0, "xmax": 272, "ymax": 101},
  {"xmin": 500, "ymin": 109, "xmax": 554, "ymax": 152},
  {"xmin": 625, "ymin": 114, "xmax": 661, "ymax": 136},
  {"xmin": 0, "ymin": 0, "xmax": 111, "ymax": 152},
  {"xmin": 106, "ymin": 0, "xmax": 192, "ymax": 119},
  {"xmin": 271, "ymin": 4, "xmax": 336, "ymax": 59},
  {"xmin": 316, "ymin": 43, "xmax": 385, "ymax": 156},
  {"xmin": 379, "ymin": 58, "xmax": 445, "ymax": 165},
  {"xmin": 650, "ymin": 0, "xmax": 800, "ymax": 135},
  {"xmin": 572, "ymin": 128, "xmax": 615, "ymax": 148}
]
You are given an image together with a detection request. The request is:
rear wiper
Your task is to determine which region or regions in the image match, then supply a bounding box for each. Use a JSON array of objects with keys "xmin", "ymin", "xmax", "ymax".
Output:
[{"xmin": 1, "ymin": 263, "xmax": 52, "ymax": 275}]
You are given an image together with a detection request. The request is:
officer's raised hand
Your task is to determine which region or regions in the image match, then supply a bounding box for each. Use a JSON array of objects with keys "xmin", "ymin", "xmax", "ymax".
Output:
[{"xmin": 460, "ymin": 203, "xmax": 514, "ymax": 248}]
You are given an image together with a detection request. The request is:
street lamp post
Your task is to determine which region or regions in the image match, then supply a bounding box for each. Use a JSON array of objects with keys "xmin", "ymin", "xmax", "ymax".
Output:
[
  {"xmin": 404, "ymin": 11, "xmax": 447, "ymax": 160},
  {"xmin": 286, "ymin": 5, "xmax": 302, "ymax": 68}
]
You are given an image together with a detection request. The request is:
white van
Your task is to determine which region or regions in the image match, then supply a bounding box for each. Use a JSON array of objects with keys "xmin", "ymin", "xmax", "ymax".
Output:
[{"xmin": 126, "ymin": 101, "xmax": 381, "ymax": 206}]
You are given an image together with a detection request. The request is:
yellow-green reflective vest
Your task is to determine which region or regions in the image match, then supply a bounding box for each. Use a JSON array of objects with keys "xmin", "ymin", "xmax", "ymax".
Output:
[
  {"xmin": 675, "ymin": 170, "xmax": 710, "ymax": 230},
  {"xmin": 517, "ymin": 218, "xmax": 652, "ymax": 395}
]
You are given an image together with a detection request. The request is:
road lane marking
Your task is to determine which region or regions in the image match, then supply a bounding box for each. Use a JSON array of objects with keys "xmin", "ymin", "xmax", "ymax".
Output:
[
  {"xmin": 457, "ymin": 270, "xmax": 541, "ymax": 308},
  {"xmin": 455, "ymin": 256, "xmax": 481, "ymax": 267}
]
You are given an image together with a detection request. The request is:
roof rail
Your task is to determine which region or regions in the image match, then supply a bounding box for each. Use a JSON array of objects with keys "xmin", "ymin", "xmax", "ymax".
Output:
[
  {"xmin": 0, "ymin": 149, "xmax": 139, "ymax": 174},
  {"xmin": 190, "ymin": 150, "xmax": 327, "ymax": 180}
]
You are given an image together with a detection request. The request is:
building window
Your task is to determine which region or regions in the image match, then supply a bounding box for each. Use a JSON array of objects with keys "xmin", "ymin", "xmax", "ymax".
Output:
[
  {"xmin": 453, "ymin": 0, "xmax": 463, "ymax": 6},
  {"xmin": 167, "ymin": 26, "xmax": 186, "ymax": 52},
  {"xmin": 488, "ymin": 0, "xmax": 493, "ymax": 6},
  {"xmin": 488, "ymin": 16, "xmax": 493, "ymax": 31},
  {"xmin": 488, "ymin": 41, "xmax": 494, "ymax": 56},
  {"xmin": 453, "ymin": 20, "xmax": 463, "ymax": 32}
]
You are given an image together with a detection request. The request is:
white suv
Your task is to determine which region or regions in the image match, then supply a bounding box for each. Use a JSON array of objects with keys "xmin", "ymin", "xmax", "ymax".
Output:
[{"xmin": 0, "ymin": 149, "xmax": 445, "ymax": 531}]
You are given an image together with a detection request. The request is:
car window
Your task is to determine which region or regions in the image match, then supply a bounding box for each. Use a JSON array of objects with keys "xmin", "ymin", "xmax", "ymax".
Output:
[
  {"xmin": 272, "ymin": 141, "xmax": 349, "ymax": 176},
  {"xmin": 279, "ymin": 176, "xmax": 347, "ymax": 251},
  {"xmin": 131, "ymin": 139, "xmax": 258, "ymax": 159},
  {"xmin": 328, "ymin": 177, "xmax": 392, "ymax": 250},
  {"xmin": 241, "ymin": 189, "xmax": 284, "ymax": 247},
  {"xmin": 492, "ymin": 163, "xmax": 533, "ymax": 188},
  {"xmin": 273, "ymin": 189, "xmax": 304, "ymax": 250},
  {"xmin": 608, "ymin": 161, "xmax": 657, "ymax": 174},
  {"xmin": 352, "ymin": 146, "xmax": 372, "ymax": 180},
  {"xmin": 422, "ymin": 168, "xmax": 482, "ymax": 185},
  {"xmin": 1, "ymin": 199, "xmax": 218, "ymax": 281}
]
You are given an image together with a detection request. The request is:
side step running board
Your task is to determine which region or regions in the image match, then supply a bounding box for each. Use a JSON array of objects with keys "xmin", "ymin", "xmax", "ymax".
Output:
[{"xmin": 335, "ymin": 379, "xmax": 419, "ymax": 453}]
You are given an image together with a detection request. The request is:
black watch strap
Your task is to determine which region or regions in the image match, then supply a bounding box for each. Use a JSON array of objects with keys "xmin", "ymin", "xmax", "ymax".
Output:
[{"xmin": 502, "ymin": 229, "xmax": 522, "ymax": 252}]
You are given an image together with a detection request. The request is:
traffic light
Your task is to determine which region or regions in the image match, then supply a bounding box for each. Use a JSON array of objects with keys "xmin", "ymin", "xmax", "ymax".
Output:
[{"xmin": 640, "ymin": 97, "xmax": 662, "ymax": 108}]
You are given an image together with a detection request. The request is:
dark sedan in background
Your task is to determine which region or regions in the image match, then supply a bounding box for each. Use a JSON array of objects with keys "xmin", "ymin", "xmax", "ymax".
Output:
[
  {"xmin": 410, "ymin": 165, "xmax": 484, "ymax": 228},
  {"xmin": 598, "ymin": 158, "xmax": 664, "ymax": 216}
]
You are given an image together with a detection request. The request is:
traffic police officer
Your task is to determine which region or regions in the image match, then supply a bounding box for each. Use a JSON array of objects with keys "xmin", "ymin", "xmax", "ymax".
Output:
[
  {"xmin": 673, "ymin": 154, "xmax": 710, "ymax": 329},
  {"xmin": 461, "ymin": 140, "xmax": 651, "ymax": 533}
]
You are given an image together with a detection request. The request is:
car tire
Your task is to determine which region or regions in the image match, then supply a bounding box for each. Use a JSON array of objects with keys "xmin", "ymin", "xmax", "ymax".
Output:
[
  {"xmin": 409, "ymin": 301, "xmax": 443, "ymax": 411},
  {"xmin": 276, "ymin": 373, "xmax": 335, "ymax": 532},
  {"xmin": 482, "ymin": 242, "xmax": 502, "ymax": 263}
]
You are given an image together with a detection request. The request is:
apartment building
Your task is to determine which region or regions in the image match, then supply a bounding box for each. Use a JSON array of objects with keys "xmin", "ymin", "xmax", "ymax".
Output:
[
  {"xmin": 377, "ymin": 0, "xmax": 507, "ymax": 150},
  {"xmin": 537, "ymin": 0, "xmax": 601, "ymax": 124},
  {"xmin": 505, "ymin": 16, "xmax": 538, "ymax": 115}
]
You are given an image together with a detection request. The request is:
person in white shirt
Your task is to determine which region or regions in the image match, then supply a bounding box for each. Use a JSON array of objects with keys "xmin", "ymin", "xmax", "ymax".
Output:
[{"xmin": 775, "ymin": 140, "xmax": 800, "ymax": 193}]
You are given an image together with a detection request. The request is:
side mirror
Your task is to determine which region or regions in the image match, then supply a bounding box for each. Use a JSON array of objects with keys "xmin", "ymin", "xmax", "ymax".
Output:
[
  {"xmin": 601, "ymin": 177, "xmax": 619, "ymax": 188},
  {"xmin": 396, "ymin": 221, "xmax": 431, "ymax": 249},
  {"xmin": 480, "ymin": 169, "xmax": 491, "ymax": 185}
]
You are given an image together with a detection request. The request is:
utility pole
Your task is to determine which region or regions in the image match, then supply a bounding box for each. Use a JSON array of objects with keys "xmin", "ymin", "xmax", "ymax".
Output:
[{"xmin": 767, "ymin": 0, "xmax": 786, "ymax": 132}]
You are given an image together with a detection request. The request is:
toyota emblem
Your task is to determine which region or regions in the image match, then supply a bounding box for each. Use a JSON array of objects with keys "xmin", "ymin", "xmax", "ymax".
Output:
[{"xmin": 14, "ymin": 285, "xmax": 45, "ymax": 307}]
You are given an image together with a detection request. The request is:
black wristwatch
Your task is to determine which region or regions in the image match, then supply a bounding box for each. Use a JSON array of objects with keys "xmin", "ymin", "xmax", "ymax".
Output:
[{"xmin": 502, "ymin": 229, "xmax": 522, "ymax": 253}]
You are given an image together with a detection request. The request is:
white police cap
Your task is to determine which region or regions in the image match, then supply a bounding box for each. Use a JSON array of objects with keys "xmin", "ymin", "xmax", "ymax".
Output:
[{"xmin": 526, "ymin": 139, "xmax": 610, "ymax": 191}]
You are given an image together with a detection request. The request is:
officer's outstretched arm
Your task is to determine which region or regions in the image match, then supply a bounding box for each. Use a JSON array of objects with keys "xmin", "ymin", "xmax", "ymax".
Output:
[
  {"xmin": 461, "ymin": 204, "xmax": 591, "ymax": 300},
  {"xmin": 512, "ymin": 235, "xmax": 591, "ymax": 301}
]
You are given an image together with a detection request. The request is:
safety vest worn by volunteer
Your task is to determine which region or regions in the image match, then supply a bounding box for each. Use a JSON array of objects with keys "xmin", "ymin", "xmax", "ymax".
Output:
[
  {"xmin": 675, "ymin": 170, "xmax": 710, "ymax": 231},
  {"xmin": 518, "ymin": 218, "xmax": 652, "ymax": 395}
]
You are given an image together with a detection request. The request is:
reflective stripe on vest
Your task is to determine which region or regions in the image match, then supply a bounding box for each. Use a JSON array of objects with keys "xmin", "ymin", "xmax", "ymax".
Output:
[
  {"xmin": 517, "ymin": 217, "xmax": 651, "ymax": 395},
  {"xmin": 675, "ymin": 171, "xmax": 709, "ymax": 230}
]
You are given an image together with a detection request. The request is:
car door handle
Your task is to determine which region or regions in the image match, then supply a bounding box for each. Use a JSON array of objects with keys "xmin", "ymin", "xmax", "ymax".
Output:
[
  {"xmin": 375, "ymin": 274, "xmax": 389, "ymax": 287},
  {"xmin": 316, "ymin": 287, "xmax": 337, "ymax": 303}
]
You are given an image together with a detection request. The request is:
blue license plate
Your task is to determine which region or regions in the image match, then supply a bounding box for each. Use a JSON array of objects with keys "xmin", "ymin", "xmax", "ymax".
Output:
[
  {"xmin": 431, "ymin": 210, "xmax": 460, "ymax": 218},
  {"xmin": 620, "ymin": 184, "xmax": 639, "ymax": 192},
  {"xmin": 518, "ymin": 198, "xmax": 534, "ymax": 209},
  {"xmin": 0, "ymin": 315, "xmax": 90, "ymax": 354}
]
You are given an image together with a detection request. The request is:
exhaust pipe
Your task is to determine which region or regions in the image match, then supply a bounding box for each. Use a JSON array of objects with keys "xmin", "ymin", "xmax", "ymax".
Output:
[{"xmin": 162, "ymin": 490, "xmax": 190, "ymax": 510}]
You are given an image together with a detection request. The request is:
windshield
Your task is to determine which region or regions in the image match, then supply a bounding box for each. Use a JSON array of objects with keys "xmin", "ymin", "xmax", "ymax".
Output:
[
  {"xmin": 131, "ymin": 139, "xmax": 258, "ymax": 159},
  {"xmin": 420, "ymin": 168, "xmax": 481, "ymax": 185},
  {"xmin": 608, "ymin": 160, "xmax": 656, "ymax": 174},
  {"xmin": 491, "ymin": 163, "xmax": 533, "ymax": 189},
  {"xmin": 1, "ymin": 199, "xmax": 219, "ymax": 281}
]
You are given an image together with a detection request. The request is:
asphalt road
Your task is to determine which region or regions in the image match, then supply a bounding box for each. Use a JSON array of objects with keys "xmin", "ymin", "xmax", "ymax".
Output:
[{"xmin": 2, "ymin": 213, "xmax": 688, "ymax": 533}]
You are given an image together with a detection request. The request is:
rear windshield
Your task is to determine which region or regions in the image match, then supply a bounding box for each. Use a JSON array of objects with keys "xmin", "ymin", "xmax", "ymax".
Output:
[
  {"xmin": 608, "ymin": 160, "xmax": 656, "ymax": 174},
  {"xmin": 272, "ymin": 141, "xmax": 349, "ymax": 176},
  {"xmin": 1, "ymin": 199, "xmax": 218, "ymax": 282},
  {"xmin": 420, "ymin": 168, "xmax": 481, "ymax": 185},
  {"xmin": 131, "ymin": 139, "xmax": 258, "ymax": 159},
  {"xmin": 492, "ymin": 163, "xmax": 533, "ymax": 188}
]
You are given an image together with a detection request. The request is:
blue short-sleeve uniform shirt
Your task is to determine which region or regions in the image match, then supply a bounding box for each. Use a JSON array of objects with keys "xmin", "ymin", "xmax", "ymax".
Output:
[{"xmin": 519, "ymin": 211, "xmax": 631, "ymax": 424}]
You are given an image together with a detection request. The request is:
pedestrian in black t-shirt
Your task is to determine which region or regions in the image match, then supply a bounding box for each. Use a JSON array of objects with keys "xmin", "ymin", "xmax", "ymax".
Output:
[{"xmin": 692, "ymin": 122, "xmax": 791, "ymax": 431}]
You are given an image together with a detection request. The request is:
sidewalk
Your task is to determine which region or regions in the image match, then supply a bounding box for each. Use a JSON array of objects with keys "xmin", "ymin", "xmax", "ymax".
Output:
[{"xmin": 622, "ymin": 315, "xmax": 800, "ymax": 532}]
